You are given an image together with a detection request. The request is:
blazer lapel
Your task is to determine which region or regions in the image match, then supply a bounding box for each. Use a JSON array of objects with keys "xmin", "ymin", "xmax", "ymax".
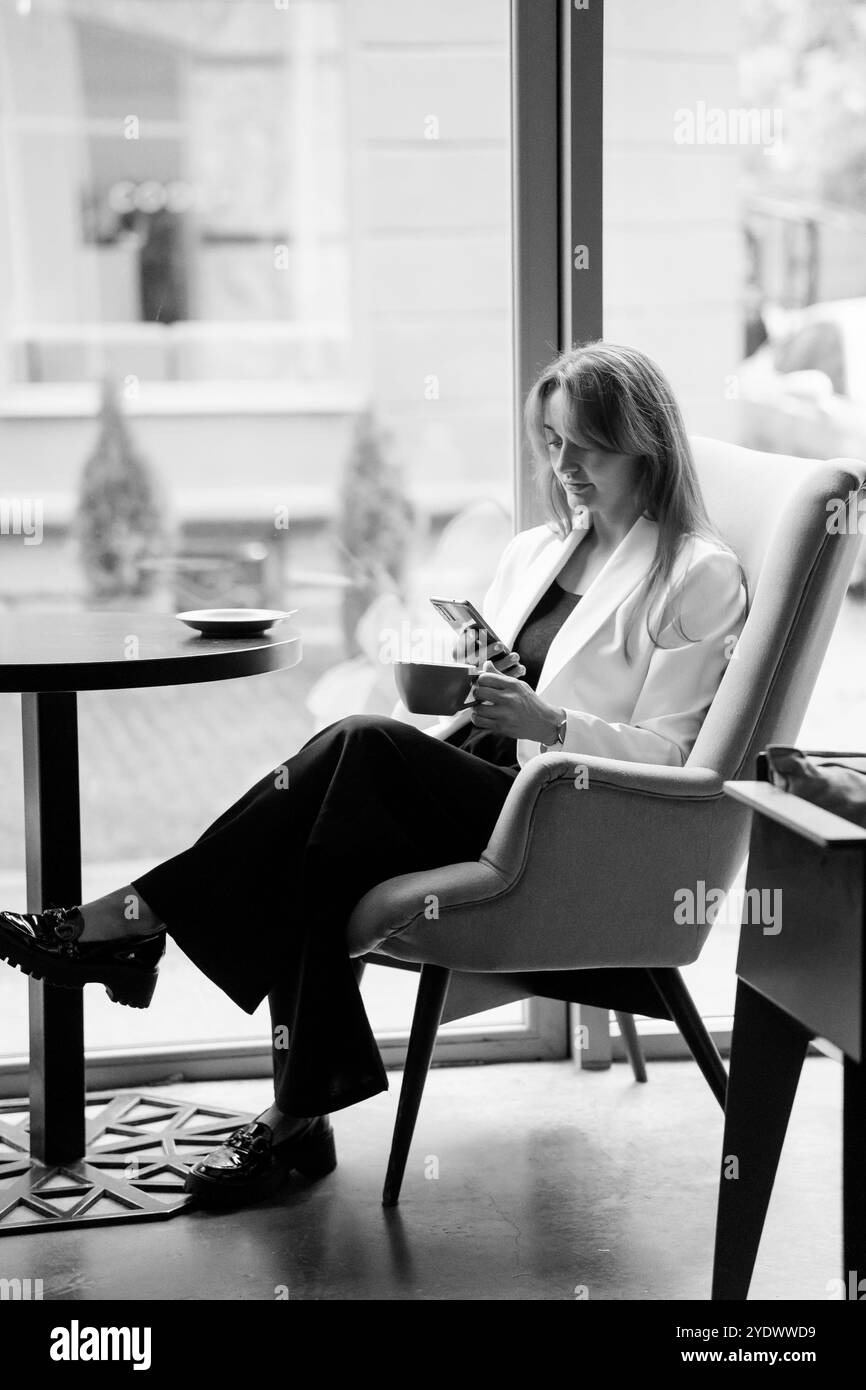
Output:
[
  {"xmin": 428, "ymin": 513, "xmax": 658, "ymax": 741},
  {"xmin": 534, "ymin": 516, "xmax": 660, "ymax": 693},
  {"xmin": 427, "ymin": 517, "xmax": 590, "ymax": 743},
  {"xmin": 493, "ymin": 512, "xmax": 591, "ymax": 646}
]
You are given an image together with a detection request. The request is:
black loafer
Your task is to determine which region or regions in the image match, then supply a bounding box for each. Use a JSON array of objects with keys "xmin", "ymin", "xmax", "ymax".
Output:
[
  {"xmin": 184, "ymin": 1118, "xmax": 337, "ymax": 1209},
  {"xmin": 0, "ymin": 907, "xmax": 165, "ymax": 1008}
]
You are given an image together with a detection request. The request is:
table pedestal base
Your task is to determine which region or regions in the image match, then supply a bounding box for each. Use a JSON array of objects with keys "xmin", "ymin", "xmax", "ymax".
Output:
[{"xmin": 0, "ymin": 1092, "xmax": 252, "ymax": 1235}]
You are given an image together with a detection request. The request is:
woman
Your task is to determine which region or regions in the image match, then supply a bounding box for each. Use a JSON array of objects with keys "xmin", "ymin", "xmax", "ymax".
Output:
[{"xmin": 0, "ymin": 342, "xmax": 746, "ymax": 1208}]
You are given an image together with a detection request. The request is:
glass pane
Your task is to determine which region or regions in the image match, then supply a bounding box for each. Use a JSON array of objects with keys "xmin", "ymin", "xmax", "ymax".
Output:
[
  {"xmin": 604, "ymin": 0, "xmax": 866, "ymax": 1024},
  {"xmin": 0, "ymin": 0, "xmax": 520, "ymax": 1059}
]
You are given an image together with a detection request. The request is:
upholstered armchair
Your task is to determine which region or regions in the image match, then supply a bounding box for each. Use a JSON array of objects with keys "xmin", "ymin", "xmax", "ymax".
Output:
[{"xmin": 346, "ymin": 437, "xmax": 866, "ymax": 1205}]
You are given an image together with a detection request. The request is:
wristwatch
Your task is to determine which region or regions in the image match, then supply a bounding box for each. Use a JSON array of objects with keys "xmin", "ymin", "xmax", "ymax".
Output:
[{"xmin": 540, "ymin": 709, "xmax": 568, "ymax": 753}]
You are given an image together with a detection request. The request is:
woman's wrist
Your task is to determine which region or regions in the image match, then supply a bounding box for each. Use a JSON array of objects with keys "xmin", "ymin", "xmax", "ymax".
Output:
[{"xmin": 540, "ymin": 706, "xmax": 567, "ymax": 749}]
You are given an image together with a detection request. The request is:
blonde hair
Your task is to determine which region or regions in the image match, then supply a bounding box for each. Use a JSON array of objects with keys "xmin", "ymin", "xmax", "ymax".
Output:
[{"xmin": 524, "ymin": 340, "xmax": 743, "ymax": 653}]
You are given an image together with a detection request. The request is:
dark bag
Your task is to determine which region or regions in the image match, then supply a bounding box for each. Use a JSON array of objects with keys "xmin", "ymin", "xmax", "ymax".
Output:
[{"xmin": 763, "ymin": 744, "xmax": 866, "ymax": 830}]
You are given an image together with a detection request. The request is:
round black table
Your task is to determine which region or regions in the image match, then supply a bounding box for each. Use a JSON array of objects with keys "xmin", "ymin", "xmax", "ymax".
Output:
[{"xmin": 0, "ymin": 612, "xmax": 301, "ymax": 1234}]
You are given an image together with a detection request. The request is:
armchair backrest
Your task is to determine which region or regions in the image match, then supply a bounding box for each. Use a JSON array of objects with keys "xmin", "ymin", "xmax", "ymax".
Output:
[{"xmin": 687, "ymin": 436, "xmax": 865, "ymax": 780}]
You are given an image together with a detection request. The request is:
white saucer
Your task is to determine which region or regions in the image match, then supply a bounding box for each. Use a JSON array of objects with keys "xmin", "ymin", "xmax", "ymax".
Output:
[{"xmin": 176, "ymin": 608, "xmax": 296, "ymax": 637}]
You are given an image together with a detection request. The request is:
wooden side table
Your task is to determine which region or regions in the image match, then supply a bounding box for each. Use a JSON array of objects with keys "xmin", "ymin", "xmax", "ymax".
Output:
[{"xmin": 712, "ymin": 775, "xmax": 866, "ymax": 1299}]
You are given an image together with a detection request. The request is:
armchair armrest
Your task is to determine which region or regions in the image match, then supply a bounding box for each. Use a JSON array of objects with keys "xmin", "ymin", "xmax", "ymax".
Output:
[
  {"xmin": 480, "ymin": 753, "xmax": 724, "ymax": 879},
  {"xmin": 724, "ymin": 780, "xmax": 866, "ymax": 850},
  {"xmin": 518, "ymin": 752, "xmax": 726, "ymax": 797},
  {"xmin": 498, "ymin": 751, "xmax": 723, "ymax": 814},
  {"xmin": 347, "ymin": 752, "xmax": 735, "ymax": 970}
]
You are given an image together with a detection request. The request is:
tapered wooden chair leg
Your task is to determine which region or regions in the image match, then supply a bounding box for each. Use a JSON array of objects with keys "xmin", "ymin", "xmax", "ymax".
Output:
[
  {"xmin": 712, "ymin": 979, "xmax": 810, "ymax": 1300},
  {"xmin": 382, "ymin": 964, "xmax": 451, "ymax": 1208},
  {"xmin": 648, "ymin": 967, "xmax": 728, "ymax": 1110},
  {"xmin": 615, "ymin": 1011, "xmax": 648, "ymax": 1083}
]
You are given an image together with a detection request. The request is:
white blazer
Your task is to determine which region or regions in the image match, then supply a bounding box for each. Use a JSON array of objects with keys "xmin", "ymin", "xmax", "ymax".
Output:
[{"xmin": 391, "ymin": 512, "xmax": 747, "ymax": 768}]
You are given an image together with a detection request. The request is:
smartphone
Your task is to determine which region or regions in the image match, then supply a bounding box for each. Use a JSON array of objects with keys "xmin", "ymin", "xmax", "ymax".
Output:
[{"xmin": 429, "ymin": 597, "xmax": 508, "ymax": 656}]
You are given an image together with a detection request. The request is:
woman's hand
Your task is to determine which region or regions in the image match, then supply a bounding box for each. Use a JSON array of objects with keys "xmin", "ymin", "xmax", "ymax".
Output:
[
  {"xmin": 453, "ymin": 623, "xmax": 525, "ymax": 678},
  {"xmin": 466, "ymin": 663, "xmax": 566, "ymax": 744}
]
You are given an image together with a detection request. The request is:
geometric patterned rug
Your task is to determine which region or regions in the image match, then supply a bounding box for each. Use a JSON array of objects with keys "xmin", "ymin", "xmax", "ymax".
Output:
[{"xmin": 0, "ymin": 1094, "xmax": 252, "ymax": 1235}]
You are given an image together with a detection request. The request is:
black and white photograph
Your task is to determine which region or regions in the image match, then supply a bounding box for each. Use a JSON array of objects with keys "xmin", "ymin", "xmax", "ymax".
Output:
[{"xmin": 0, "ymin": 0, "xmax": 864, "ymax": 1349}]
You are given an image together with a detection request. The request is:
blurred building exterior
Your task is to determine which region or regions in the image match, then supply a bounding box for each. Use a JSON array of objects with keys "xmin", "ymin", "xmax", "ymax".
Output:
[
  {"xmin": 747, "ymin": 195, "xmax": 866, "ymax": 309},
  {"xmin": 0, "ymin": 0, "xmax": 742, "ymax": 609}
]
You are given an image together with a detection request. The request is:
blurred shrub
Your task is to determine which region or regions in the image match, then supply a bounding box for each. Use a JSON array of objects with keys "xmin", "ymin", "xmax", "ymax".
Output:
[
  {"xmin": 75, "ymin": 380, "xmax": 173, "ymax": 602},
  {"xmin": 337, "ymin": 410, "xmax": 415, "ymax": 656}
]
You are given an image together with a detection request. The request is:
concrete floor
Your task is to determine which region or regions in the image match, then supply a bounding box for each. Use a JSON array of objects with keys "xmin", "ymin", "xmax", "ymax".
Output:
[{"xmin": 0, "ymin": 1055, "xmax": 841, "ymax": 1301}]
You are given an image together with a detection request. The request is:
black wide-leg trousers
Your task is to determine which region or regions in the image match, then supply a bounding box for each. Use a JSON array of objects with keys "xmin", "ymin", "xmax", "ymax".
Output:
[{"xmin": 133, "ymin": 715, "xmax": 519, "ymax": 1116}]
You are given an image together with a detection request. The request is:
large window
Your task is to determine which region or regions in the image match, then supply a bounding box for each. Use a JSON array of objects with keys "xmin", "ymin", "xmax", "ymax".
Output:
[
  {"xmin": 8, "ymin": 0, "xmax": 860, "ymax": 1084},
  {"xmin": 0, "ymin": 0, "xmax": 568, "ymax": 1084}
]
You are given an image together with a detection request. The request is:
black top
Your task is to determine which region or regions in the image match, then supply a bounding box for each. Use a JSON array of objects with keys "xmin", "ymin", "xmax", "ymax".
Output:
[
  {"xmin": 447, "ymin": 580, "xmax": 581, "ymax": 768},
  {"xmin": 514, "ymin": 580, "xmax": 581, "ymax": 690}
]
